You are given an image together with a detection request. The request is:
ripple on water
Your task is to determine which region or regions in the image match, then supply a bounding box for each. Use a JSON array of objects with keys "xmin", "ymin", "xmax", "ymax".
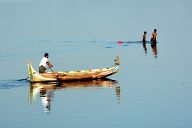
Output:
[{"xmin": 0, "ymin": 80, "xmax": 28, "ymax": 89}]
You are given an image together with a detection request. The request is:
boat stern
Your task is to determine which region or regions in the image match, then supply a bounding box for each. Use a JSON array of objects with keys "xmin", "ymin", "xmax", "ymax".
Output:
[{"xmin": 27, "ymin": 62, "xmax": 37, "ymax": 82}]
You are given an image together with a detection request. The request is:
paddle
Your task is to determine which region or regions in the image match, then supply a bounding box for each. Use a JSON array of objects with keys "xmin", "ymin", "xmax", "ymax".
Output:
[
  {"xmin": 48, "ymin": 67, "xmax": 61, "ymax": 85},
  {"xmin": 49, "ymin": 67, "xmax": 54, "ymax": 73}
]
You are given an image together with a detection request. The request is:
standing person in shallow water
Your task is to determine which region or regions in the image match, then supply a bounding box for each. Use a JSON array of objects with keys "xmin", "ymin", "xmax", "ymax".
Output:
[
  {"xmin": 151, "ymin": 29, "xmax": 157, "ymax": 44},
  {"xmin": 142, "ymin": 31, "xmax": 147, "ymax": 43},
  {"xmin": 39, "ymin": 53, "xmax": 53, "ymax": 73}
]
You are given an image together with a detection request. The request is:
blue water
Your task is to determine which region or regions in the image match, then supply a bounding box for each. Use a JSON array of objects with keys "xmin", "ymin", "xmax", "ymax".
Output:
[{"xmin": 1, "ymin": 0, "xmax": 192, "ymax": 128}]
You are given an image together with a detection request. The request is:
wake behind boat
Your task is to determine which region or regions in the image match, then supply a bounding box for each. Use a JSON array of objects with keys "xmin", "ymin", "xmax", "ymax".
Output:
[{"xmin": 27, "ymin": 56, "xmax": 120, "ymax": 83}]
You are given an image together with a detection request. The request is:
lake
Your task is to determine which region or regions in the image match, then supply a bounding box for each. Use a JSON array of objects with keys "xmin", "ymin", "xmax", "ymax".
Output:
[{"xmin": 0, "ymin": 0, "xmax": 192, "ymax": 128}]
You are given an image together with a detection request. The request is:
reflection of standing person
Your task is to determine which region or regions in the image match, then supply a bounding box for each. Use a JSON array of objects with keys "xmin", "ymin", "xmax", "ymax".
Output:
[
  {"xmin": 151, "ymin": 29, "xmax": 157, "ymax": 44},
  {"xmin": 143, "ymin": 43, "xmax": 147, "ymax": 54},
  {"xmin": 142, "ymin": 31, "xmax": 147, "ymax": 43},
  {"xmin": 151, "ymin": 44, "xmax": 158, "ymax": 58},
  {"xmin": 39, "ymin": 53, "xmax": 53, "ymax": 73}
]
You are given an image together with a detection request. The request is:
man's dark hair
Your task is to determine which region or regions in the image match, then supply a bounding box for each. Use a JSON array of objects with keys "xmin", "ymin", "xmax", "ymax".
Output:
[{"xmin": 44, "ymin": 53, "xmax": 49, "ymax": 57}]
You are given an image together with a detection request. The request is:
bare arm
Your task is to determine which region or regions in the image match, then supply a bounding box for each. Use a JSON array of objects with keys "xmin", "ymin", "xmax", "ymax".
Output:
[{"xmin": 47, "ymin": 61, "xmax": 53, "ymax": 68}]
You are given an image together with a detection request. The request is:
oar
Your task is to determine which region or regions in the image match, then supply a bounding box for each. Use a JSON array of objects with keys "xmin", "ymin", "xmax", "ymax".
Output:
[
  {"xmin": 49, "ymin": 67, "xmax": 61, "ymax": 85},
  {"xmin": 49, "ymin": 67, "xmax": 54, "ymax": 73},
  {"xmin": 45, "ymin": 66, "xmax": 54, "ymax": 73}
]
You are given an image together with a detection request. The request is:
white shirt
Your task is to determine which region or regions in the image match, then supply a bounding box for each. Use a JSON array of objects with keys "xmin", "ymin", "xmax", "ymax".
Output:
[{"xmin": 39, "ymin": 57, "xmax": 48, "ymax": 67}]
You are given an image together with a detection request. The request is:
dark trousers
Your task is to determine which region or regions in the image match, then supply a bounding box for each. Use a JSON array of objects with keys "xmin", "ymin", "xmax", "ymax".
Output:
[{"xmin": 39, "ymin": 65, "xmax": 46, "ymax": 73}]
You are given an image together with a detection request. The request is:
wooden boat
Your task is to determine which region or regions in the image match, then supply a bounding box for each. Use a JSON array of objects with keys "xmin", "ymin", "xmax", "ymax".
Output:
[{"xmin": 27, "ymin": 57, "xmax": 120, "ymax": 83}]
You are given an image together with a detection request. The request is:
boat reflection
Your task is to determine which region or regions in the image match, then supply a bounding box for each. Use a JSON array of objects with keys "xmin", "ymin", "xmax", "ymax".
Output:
[{"xmin": 28, "ymin": 78, "xmax": 120, "ymax": 113}]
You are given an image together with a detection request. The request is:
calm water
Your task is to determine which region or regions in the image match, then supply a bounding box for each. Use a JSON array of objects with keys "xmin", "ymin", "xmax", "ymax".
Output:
[{"xmin": 1, "ymin": 0, "xmax": 192, "ymax": 128}]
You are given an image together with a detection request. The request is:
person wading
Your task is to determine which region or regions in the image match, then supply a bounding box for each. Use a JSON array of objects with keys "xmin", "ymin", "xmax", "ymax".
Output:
[
  {"xmin": 151, "ymin": 29, "xmax": 157, "ymax": 45},
  {"xmin": 142, "ymin": 31, "xmax": 147, "ymax": 43}
]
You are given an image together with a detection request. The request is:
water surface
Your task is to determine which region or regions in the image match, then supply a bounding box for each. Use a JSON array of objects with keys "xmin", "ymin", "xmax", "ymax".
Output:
[{"xmin": 0, "ymin": 0, "xmax": 192, "ymax": 128}]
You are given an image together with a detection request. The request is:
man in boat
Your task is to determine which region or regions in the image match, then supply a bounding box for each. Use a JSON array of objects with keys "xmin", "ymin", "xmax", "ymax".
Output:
[
  {"xmin": 151, "ymin": 29, "xmax": 157, "ymax": 44},
  {"xmin": 39, "ymin": 53, "xmax": 53, "ymax": 73},
  {"xmin": 142, "ymin": 31, "xmax": 147, "ymax": 43}
]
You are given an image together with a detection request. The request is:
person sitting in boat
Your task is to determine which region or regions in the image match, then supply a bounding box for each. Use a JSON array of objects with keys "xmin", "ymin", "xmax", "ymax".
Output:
[{"xmin": 39, "ymin": 53, "xmax": 53, "ymax": 73}]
